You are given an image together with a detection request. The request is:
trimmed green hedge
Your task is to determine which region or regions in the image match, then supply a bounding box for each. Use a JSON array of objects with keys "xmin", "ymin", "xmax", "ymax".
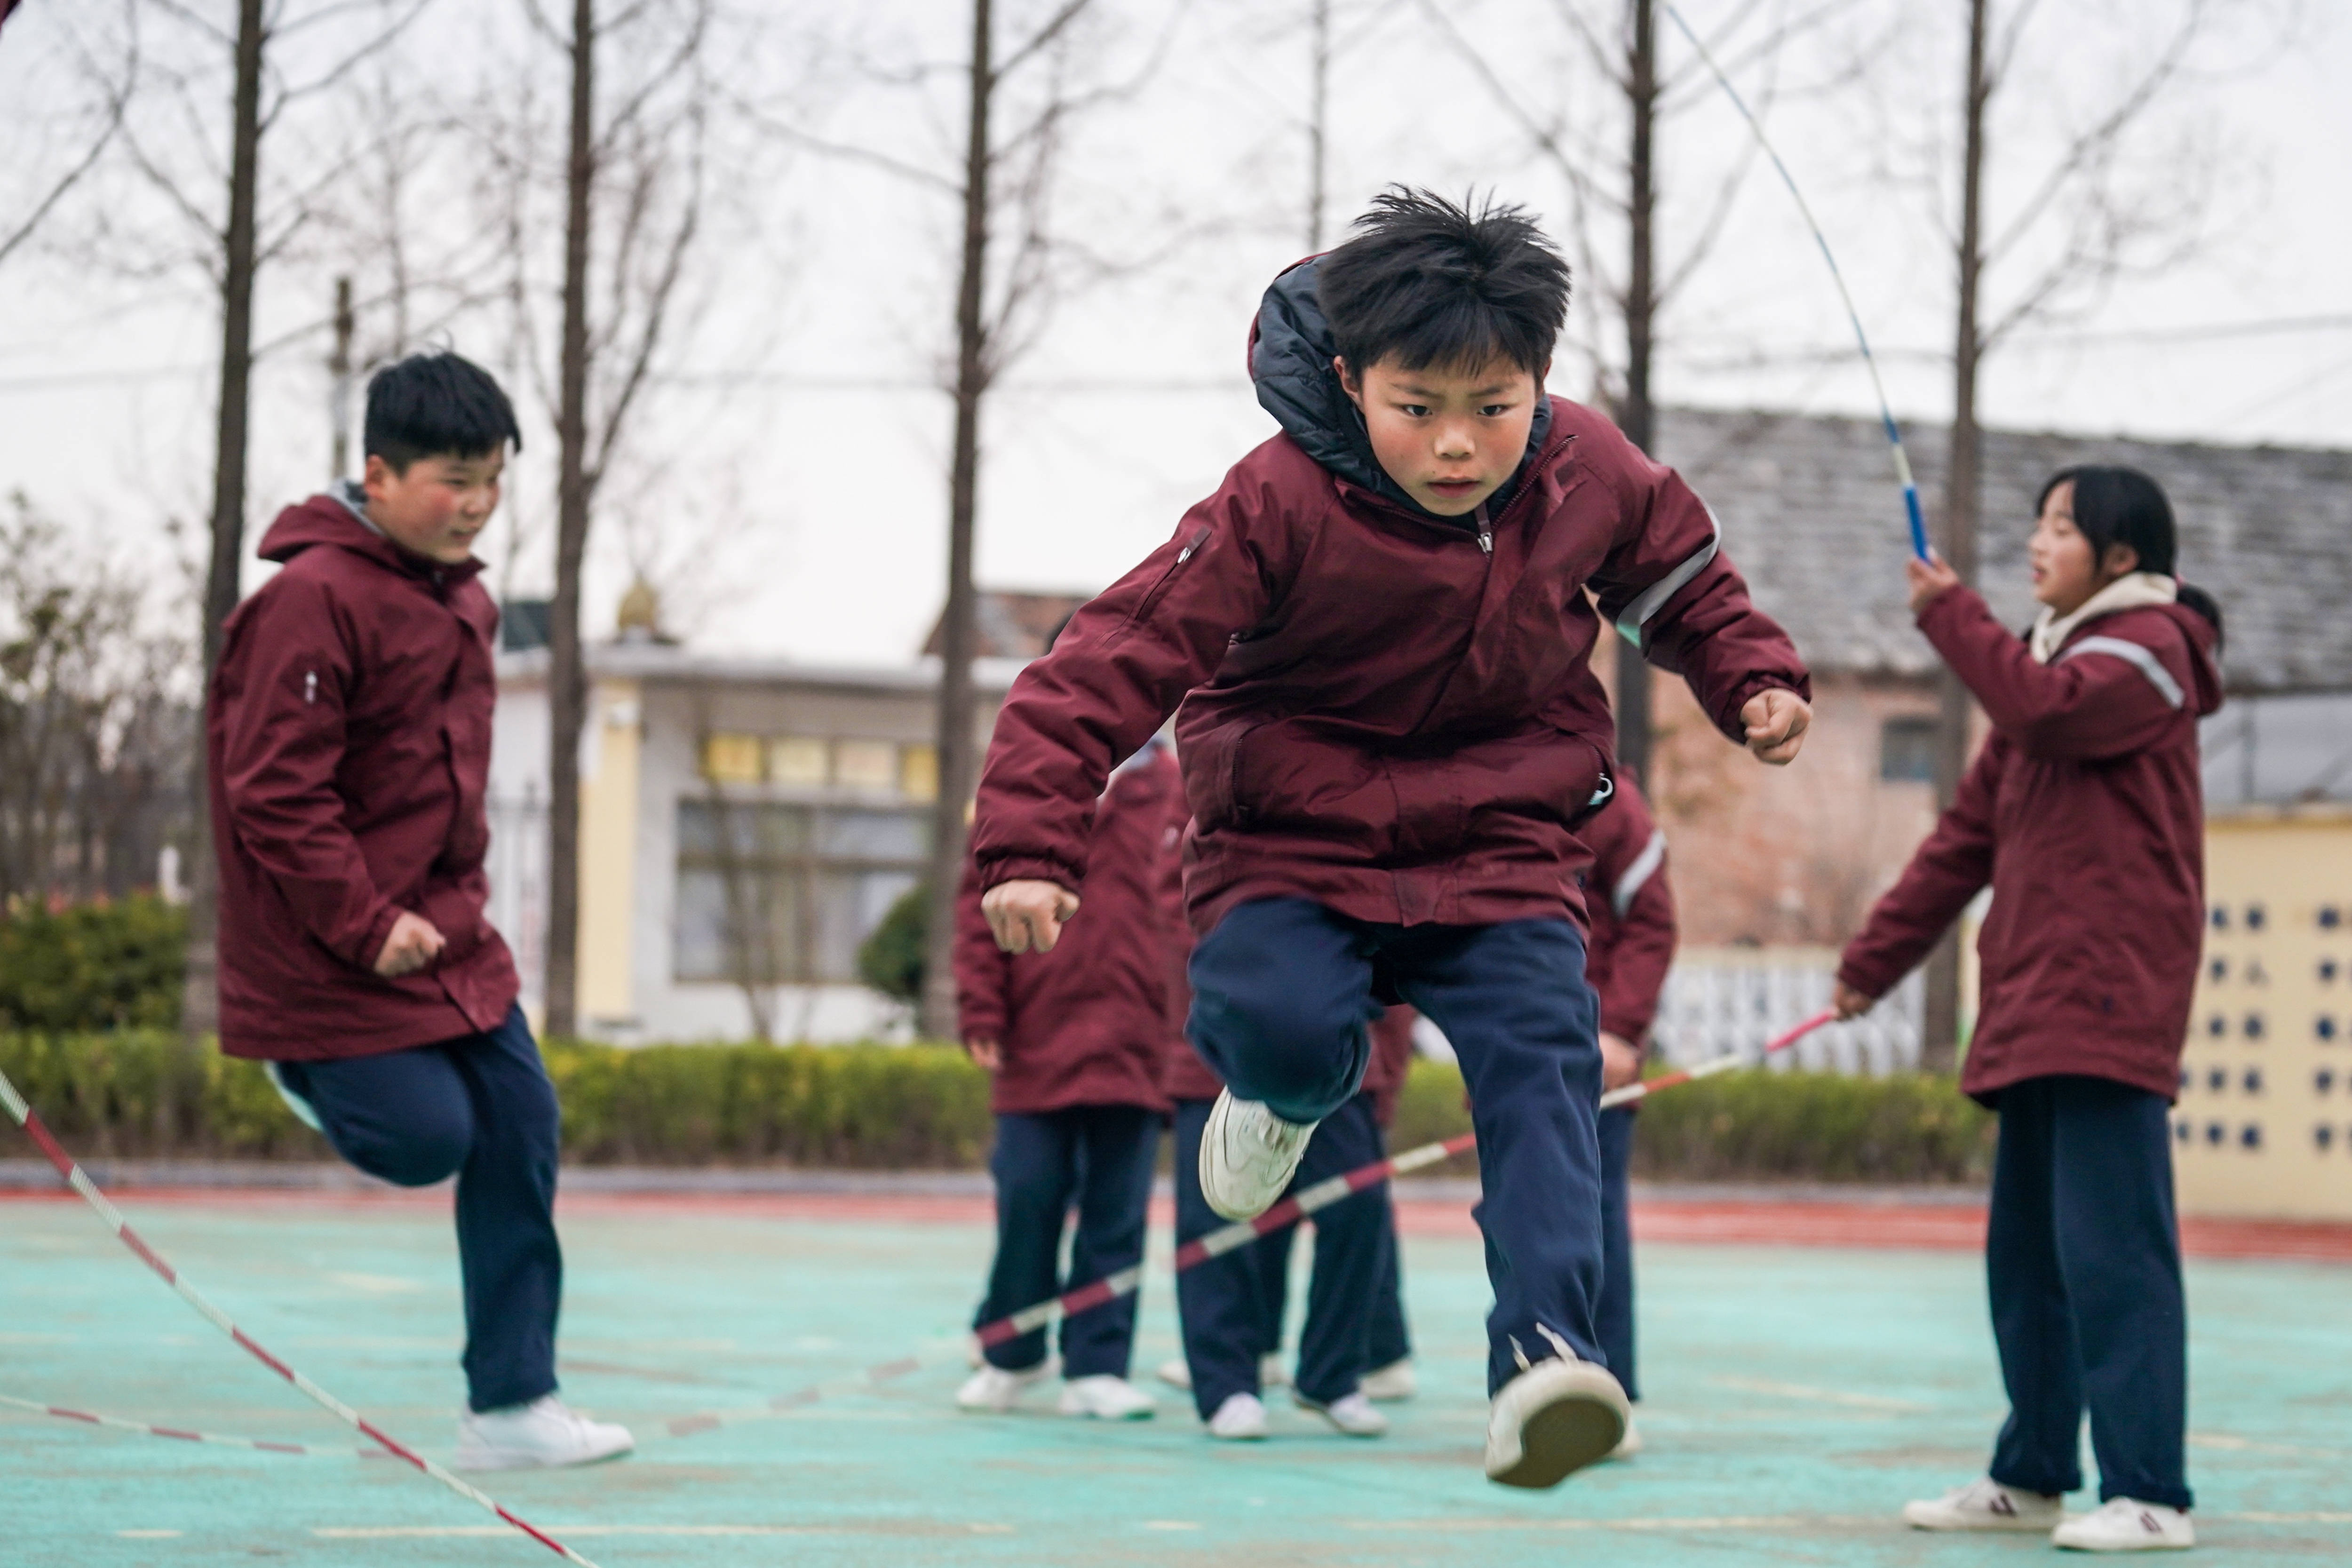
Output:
[
  {"xmin": 0, "ymin": 1033, "xmax": 1993, "ymax": 1183},
  {"xmin": 0, "ymin": 896, "xmax": 186, "ymax": 1031}
]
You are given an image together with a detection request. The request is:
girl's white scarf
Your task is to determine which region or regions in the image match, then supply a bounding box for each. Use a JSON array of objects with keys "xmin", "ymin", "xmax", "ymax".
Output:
[{"xmin": 2027, "ymin": 572, "xmax": 2177, "ymax": 665}]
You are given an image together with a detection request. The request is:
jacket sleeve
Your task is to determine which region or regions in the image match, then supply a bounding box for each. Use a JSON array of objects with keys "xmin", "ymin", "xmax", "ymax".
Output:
[
  {"xmin": 1587, "ymin": 790, "xmax": 1677, "ymax": 1042},
  {"xmin": 952, "ymin": 858, "xmax": 1013, "ymax": 1044},
  {"xmin": 1580, "ymin": 416, "xmax": 1812, "ymax": 744},
  {"xmin": 1919, "ymin": 588, "xmax": 2189, "ymax": 762},
  {"xmin": 1836, "ymin": 735, "xmax": 2006, "ymax": 1000},
  {"xmin": 213, "ymin": 576, "xmax": 401, "ymax": 970},
  {"xmin": 969, "ymin": 459, "xmax": 1301, "ymax": 893}
]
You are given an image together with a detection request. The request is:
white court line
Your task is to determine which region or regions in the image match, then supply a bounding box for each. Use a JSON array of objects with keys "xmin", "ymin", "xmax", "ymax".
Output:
[
  {"xmin": 1354, "ymin": 1511, "xmax": 2352, "ymax": 1533},
  {"xmin": 1709, "ymin": 1375, "xmax": 1930, "ymax": 1412}
]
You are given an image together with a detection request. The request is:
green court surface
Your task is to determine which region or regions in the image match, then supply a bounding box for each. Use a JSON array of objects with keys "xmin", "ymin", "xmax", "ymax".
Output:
[{"xmin": 4, "ymin": 1193, "xmax": 2349, "ymax": 1566}]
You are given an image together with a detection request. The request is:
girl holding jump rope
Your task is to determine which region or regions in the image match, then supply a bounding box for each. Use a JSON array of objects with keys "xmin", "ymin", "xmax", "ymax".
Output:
[{"xmin": 1836, "ymin": 466, "xmax": 2223, "ymax": 1553}]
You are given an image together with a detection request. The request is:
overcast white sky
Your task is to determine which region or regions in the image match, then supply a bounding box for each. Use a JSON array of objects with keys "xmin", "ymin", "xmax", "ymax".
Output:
[{"xmin": 2, "ymin": 0, "xmax": 2344, "ymax": 667}]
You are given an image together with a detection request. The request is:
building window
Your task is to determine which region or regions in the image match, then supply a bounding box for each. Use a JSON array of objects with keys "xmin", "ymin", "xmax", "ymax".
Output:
[
  {"xmin": 673, "ymin": 801, "xmax": 929, "ymax": 986},
  {"xmin": 1879, "ymin": 716, "xmax": 1938, "ymax": 783}
]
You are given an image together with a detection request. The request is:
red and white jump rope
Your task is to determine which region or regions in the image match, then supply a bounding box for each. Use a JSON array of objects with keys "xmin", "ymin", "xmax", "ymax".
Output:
[
  {"xmin": 974, "ymin": 1010, "xmax": 1839, "ymax": 1354},
  {"xmin": 0, "ymin": 1069, "xmax": 604, "ymax": 1567},
  {"xmin": 1, "ymin": 1010, "xmax": 1838, "ymax": 1515}
]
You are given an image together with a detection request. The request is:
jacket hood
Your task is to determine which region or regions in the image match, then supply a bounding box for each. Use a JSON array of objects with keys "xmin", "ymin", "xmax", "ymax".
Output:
[
  {"xmin": 256, "ymin": 484, "xmax": 484, "ymax": 585},
  {"xmin": 2170, "ymin": 602, "xmax": 2226, "ymax": 718},
  {"xmin": 1248, "ymin": 257, "xmax": 1550, "ymax": 525}
]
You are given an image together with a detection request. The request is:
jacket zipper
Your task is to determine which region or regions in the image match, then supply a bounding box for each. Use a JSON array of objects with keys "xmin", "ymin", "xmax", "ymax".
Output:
[{"xmin": 1475, "ymin": 503, "xmax": 1493, "ymax": 555}]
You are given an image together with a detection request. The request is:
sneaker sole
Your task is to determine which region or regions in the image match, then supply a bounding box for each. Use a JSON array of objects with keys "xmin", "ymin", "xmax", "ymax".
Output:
[
  {"xmin": 453, "ymin": 1438, "xmax": 633, "ymax": 1472},
  {"xmin": 1198, "ymin": 1093, "xmax": 1300, "ymax": 1221},
  {"xmin": 1487, "ymin": 1390, "xmax": 1626, "ymax": 1489},
  {"xmin": 1903, "ymin": 1509, "xmax": 2061, "ymax": 1533}
]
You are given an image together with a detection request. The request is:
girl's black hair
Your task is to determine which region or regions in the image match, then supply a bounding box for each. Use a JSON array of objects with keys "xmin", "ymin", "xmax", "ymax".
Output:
[
  {"xmin": 2037, "ymin": 464, "xmax": 2224, "ymax": 647},
  {"xmin": 1316, "ymin": 187, "xmax": 1571, "ymax": 378},
  {"xmin": 364, "ymin": 351, "xmax": 522, "ymax": 473}
]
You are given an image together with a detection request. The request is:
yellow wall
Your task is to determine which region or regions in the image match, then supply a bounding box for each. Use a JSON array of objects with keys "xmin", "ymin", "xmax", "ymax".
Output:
[
  {"xmin": 2174, "ymin": 808, "xmax": 2352, "ymax": 1220},
  {"xmin": 576, "ymin": 679, "xmax": 642, "ymax": 1024}
]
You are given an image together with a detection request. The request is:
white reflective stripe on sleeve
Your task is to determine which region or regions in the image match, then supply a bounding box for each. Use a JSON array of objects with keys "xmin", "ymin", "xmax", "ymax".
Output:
[
  {"xmin": 2058, "ymin": 635, "xmax": 2185, "ymax": 710},
  {"xmin": 1611, "ymin": 828, "xmax": 1667, "ymax": 917},
  {"xmin": 1613, "ymin": 505, "xmax": 1723, "ymax": 648}
]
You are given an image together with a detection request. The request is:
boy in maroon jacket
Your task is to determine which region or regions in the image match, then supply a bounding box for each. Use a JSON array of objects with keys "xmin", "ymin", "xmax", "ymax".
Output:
[
  {"xmin": 952, "ymin": 738, "xmax": 1182, "ymax": 1421},
  {"xmin": 972, "ymin": 189, "xmax": 1811, "ymax": 1487},
  {"xmin": 208, "ymin": 353, "xmax": 629, "ymax": 1472},
  {"xmin": 1579, "ymin": 769, "xmax": 1677, "ymax": 1455}
]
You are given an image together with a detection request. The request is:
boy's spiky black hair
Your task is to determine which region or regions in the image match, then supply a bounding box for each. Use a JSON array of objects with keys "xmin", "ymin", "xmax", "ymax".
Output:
[
  {"xmin": 363, "ymin": 351, "xmax": 522, "ymax": 473},
  {"xmin": 1316, "ymin": 187, "xmax": 1570, "ymax": 379}
]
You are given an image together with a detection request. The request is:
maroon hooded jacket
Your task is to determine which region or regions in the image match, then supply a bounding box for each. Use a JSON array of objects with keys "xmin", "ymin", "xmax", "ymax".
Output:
[
  {"xmin": 1579, "ymin": 770, "xmax": 1677, "ymax": 1044},
  {"xmin": 955, "ymin": 742, "xmax": 1184, "ymax": 1115},
  {"xmin": 1838, "ymin": 588, "xmax": 2223, "ymax": 1104},
  {"xmin": 970, "ymin": 259, "xmax": 1807, "ymax": 936},
  {"xmin": 207, "ymin": 492, "xmax": 519, "ymax": 1062}
]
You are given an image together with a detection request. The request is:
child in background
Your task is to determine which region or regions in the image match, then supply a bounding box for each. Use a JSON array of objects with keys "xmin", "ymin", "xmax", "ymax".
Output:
[
  {"xmin": 1160, "ymin": 1005, "xmax": 1418, "ymax": 1404},
  {"xmin": 209, "ymin": 352, "xmax": 630, "ymax": 1470},
  {"xmin": 1578, "ymin": 767, "xmax": 1677, "ymax": 1457},
  {"xmin": 1163, "ymin": 1024, "xmax": 1394, "ymax": 1441},
  {"xmin": 1836, "ymin": 467, "xmax": 2223, "ymax": 1552},
  {"xmin": 952, "ymin": 738, "xmax": 1183, "ymax": 1421},
  {"xmin": 973, "ymin": 189, "xmax": 1810, "ymax": 1486}
]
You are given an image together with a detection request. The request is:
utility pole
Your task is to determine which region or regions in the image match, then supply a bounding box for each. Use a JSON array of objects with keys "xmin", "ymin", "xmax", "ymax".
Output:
[
  {"xmin": 920, "ymin": 0, "xmax": 995, "ymax": 1042},
  {"xmin": 329, "ymin": 275, "xmax": 354, "ymax": 478},
  {"xmin": 1306, "ymin": 0, "xmax": 1331, "ymax": 251},
  {"xmin": 1922, "ymin": 0, "xmax": 1990, "ymax": 1075},
  {"xmin": 1613, "ymin": 0, "xmax": 1660, "ymax": 783}
]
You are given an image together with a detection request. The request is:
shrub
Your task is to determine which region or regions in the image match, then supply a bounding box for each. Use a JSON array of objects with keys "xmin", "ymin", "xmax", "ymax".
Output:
[
  {"xmin": 0, "ymin": 1031, "xmax": 1992, "ymax": 1182},
  {"xmin": 0, "ymin": 895, "xmax": 187, "ymax": 1031},
  {"xmin": 856, "ymin": 884, "xmax": 927, "ymax": 1004}
]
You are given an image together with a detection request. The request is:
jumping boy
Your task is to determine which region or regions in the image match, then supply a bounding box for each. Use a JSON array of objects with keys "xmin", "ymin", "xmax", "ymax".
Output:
[
  {"xmin": 971, "ymin": 189, "xmax": 1811, "ymax": 1487},
  {"xmin": 209, "ymin": 351, "xmax": 631, "ymax": 1472}
]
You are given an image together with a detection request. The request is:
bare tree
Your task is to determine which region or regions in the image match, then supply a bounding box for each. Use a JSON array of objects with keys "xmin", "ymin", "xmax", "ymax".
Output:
[
  {"xmin": 0, "ymin": 1, "xmax": 142, "ymax": 269},
  {"xmin": 473, "ymin": 0, "xmax": 715, "ymax": 1036},
  {"xmin": 0, "ymin": 495, "xmax": 197, "ymax": 908},
  {"xmin": 1911, "ymin": 0, "xmax": 2258, "ymax": 1067},
  {"xmin": 1421, "ymin": 0, "xmax": 1860, "ymax": 780}
]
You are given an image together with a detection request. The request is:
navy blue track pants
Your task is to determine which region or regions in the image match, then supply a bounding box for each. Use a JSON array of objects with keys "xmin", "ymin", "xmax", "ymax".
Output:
[
  {"xmin": 1986, "ymin": 1075, "xmax": 2191, "ymax": 1510},
  {"xmin": 973, "ymin": 1103, "xmax": 1160, "ymax": 1377},
  {"xmin": 1173, "ymin": 1094, "xmax": 1388, "ymax": 1418},
  {"xmin": 275, "ymin": 1004, "xmax": 562, "ymax": 1413},
  {"xmin": 1189, "ymin": 898, "xmax": 1605, "ymax": 1394}
]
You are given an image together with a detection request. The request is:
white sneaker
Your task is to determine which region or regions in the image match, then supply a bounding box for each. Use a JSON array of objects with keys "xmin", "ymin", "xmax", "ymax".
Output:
[
  {"xmin": 1199, "ymin": 1091, "xmax": 1317, "ymax": 1220},
  {"xmin": 1207, "ymin": 1391, "xmax": 1268, "ymax": 1441},
  {"xmin": 1057, "ymin": 1375, "xmax": 1156, "ymax": 1420},
  {"xmin": 1157, "ymin": 1356, "xmax": 1193, "ymax": 1391},
  {"xmin": 1902, "ymin": 1476, "xmax": 2065, "ymax": 1532},
  {"xmin": 2052, "ymin": 1498, "xmax": 2194, "ymax": 1552},
  {"xmin": 1260, "ymin": 1353, "xmax": 1290, "ymax": 1389},
  {"xmin": 955, "ymin": 1361, "xmax": 1050, "ymax": 1413},
  {"xmin": 1483, "ymin": 1355, "xmax": 1629, "ymax": 1488},
  {"xmin": 453, "ymin": 1395, "xmax": 633, "ymax": 1472},
  {"xmin": 1602, "ymin": 1412, "xmax": 1641, "ymax": 1460},
  {"xmin": 1359, "ymin": 1358, "xmax": 1415, "ymax": 1401},
  {"xmin": 1299, "ymin": 1390, "xmax": 1387, "ymax": 1437}
]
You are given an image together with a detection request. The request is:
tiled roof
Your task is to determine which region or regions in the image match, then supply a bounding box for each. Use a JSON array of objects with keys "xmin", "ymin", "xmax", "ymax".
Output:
[{"xmin": 1654, "ymin": 408, "xmax": 2352, "ymax": 693}]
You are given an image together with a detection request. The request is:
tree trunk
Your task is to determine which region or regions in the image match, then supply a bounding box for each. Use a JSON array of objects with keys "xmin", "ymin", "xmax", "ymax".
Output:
[
  {"xmin": 329, "ymin": 274, "xmax": 354, "ymax": 478},
  {"xmin": 1613, "ymin": 0, "xmax": 1659, "ymax": 782},
  {"xmin": 545, "ymin": 0, "xmax": 596, "ymax": 1039},
  {"xmin": 1923, "ymin": 0, "xmax": 1990, "ymax": 1075},
  {"xmin": 921, "ymin": 0, "xmax": 995, "ymax": 1043},
  {"xmin": 179, "ymin": 0, "xmax": 268, "ymax": 1056}
]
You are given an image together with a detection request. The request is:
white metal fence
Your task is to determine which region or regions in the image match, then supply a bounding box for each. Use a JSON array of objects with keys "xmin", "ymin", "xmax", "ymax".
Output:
[{"xmin": 1651, "ymin": 946, "xmax": 1923, "ymax": 1075}]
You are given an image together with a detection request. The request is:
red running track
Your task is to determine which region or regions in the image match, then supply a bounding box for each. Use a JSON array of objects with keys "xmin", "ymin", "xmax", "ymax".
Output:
[{"xmin": 6, "ymin": 1185, "xmax": 2349, "ymax": 1264}]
